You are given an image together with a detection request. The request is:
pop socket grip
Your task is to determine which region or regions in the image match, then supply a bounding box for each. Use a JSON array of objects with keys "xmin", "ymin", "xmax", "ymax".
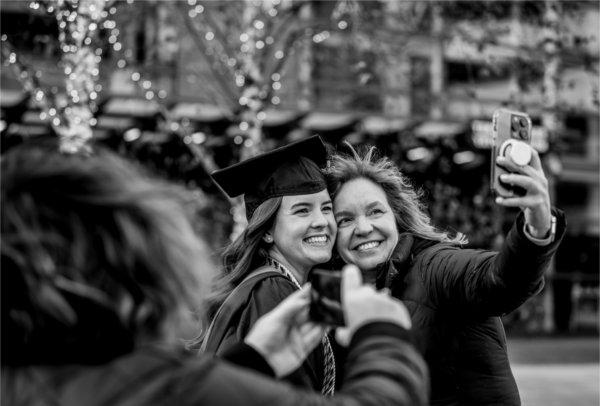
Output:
[{"xmin": 500, "ymin": 139, "xmax": 532, "ymax": 166}]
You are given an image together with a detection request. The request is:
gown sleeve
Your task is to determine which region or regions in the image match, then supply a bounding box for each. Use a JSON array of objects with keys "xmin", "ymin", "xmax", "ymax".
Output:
[{"xmin": 215, "ymin": 274, "xmax": 325, "ymax": 391}]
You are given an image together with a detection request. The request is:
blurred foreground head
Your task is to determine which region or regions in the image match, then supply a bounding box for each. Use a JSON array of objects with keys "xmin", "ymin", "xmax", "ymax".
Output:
[{"xmin": 1, "ymin": 140, "xmax": 213, "ymax": 366}]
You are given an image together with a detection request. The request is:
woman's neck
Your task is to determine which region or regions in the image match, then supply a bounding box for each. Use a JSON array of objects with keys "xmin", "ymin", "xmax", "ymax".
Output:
[
  {"xmin": 267, "ymin": 250, "xmax": 308, "ymax": 284},
  {"xmin": 362, "ymin": 268, "xmax": 378, "ymax": 285}
]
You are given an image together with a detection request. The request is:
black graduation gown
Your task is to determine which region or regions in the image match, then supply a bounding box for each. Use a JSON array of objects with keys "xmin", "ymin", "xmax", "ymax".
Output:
[{"xmin": 208, "ymin": 271, "xmax": 326, "ymax": 391}]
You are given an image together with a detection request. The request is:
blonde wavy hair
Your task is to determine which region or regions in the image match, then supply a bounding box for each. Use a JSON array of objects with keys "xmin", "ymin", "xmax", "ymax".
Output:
[{"xmin": 326, "ymin": 144, "xmax": 467, "ymax": 245}]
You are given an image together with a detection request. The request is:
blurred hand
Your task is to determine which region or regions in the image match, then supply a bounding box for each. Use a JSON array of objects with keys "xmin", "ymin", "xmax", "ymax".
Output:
[
  {"xmin": 245, "ymin": 285, "xmax": 327, "ymax": 378},
  {"xmin": 336, "ymin": 265, "xmax": 412, "ymax": 346},
  {"xmin": 495, "ymin": 148, "xmax": 552, "ymax": 238}
]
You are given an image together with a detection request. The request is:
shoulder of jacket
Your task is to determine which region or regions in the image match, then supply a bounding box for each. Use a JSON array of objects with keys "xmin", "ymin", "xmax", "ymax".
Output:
[{"xmin": 413, "ymin": 241, "xmax": 458, "ymax": 260}]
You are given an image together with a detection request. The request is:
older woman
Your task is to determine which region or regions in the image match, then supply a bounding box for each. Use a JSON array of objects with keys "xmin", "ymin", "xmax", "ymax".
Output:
[
  {"xmin": 326, "ymin": 144, "xmax": 565, "ymax": 406},
  {"xmin": 1, "ymin": 138, "xmax": 428, "ymax": 406}
]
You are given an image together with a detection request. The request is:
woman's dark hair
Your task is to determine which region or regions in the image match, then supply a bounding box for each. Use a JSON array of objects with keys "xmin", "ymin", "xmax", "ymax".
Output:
[{"xmin": 1, "ymin": 140, "xmax": 213, "ymax": 366}]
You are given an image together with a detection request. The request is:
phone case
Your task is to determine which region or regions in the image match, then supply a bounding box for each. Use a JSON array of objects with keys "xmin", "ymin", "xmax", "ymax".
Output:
[{"xmin": 491, "ymin": 109, "xmax": 532, "ymax": 197}]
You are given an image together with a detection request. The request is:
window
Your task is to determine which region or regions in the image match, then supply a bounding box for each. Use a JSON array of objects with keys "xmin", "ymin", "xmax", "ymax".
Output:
[
  {"xmin": 410, "ymin": 56, "xmax": 430, "ymax": 116},
  {"xmin": 562, "ymin": 115, "xmax": 588, "ymax": 155}
]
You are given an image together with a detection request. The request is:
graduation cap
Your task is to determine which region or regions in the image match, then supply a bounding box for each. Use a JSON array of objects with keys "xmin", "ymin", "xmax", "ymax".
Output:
[{"xmin": 211, "ymin": 135, "xmax": 328, "ymax": 220}]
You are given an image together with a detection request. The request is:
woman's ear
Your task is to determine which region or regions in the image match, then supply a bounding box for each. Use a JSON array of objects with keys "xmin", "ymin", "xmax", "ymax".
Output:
[{"xmin": 263, "ymin": 232, "xmax": 274, "ymax": 244}]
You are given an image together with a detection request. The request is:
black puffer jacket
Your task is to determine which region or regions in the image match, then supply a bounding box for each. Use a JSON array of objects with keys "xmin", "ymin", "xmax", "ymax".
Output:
[
  {"xmin": 1, "ymin": 323, "xmax": 429, "ymax": 406},
  {"xmin": 376, "ymin": 209, "xmax": 566, "ymax": 406}
]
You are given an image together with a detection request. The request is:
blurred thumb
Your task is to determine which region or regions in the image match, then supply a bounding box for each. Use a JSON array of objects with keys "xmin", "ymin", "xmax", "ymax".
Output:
[
  {"xmin": 335, "ymin": 327, "xmax": 351, "ymax": 347},
  {"xmin": 342, "ymin": 264, "xmax": 362, "ymax": 300}
]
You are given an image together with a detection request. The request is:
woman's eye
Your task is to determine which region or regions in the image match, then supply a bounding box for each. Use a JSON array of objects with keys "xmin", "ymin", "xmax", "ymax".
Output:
[
  {"xmin": 369, "ymin": 208, "xmax": 384, "ymax": 216},
  {"xmin": 294, "ymin": 208, "xmax": 309, "ymax": 215},
  {"xmin": 337, "ymin": 217, "xmax": 351, "ymax": 226},
  {"xmin": 322, "ymin": 205, "xmax": 332, "ymax": 213}
]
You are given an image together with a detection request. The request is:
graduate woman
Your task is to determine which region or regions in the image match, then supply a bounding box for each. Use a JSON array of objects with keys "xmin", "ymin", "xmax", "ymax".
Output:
[{"xmin": 201, "ymin": 136, "xmax": 339, "ymax": 394}]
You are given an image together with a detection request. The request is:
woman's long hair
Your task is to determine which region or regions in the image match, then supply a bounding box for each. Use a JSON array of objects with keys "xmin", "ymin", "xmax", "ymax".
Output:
[
  {"xmin": 326, "ymin": 144, "xmax": 467, "ymax": 244},
  {"xmin": 203, "ymin": 196, "xmax": 282, "ymax": 320},
  {"xmin": 1, "ymin": 140, "xmax": 214, "ymax": 365}
]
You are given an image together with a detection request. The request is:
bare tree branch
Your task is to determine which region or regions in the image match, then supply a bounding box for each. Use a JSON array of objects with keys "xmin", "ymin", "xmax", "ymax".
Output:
[{"xmin": 174, "ymin": 3, "xmax": 239, "ymax": 110}]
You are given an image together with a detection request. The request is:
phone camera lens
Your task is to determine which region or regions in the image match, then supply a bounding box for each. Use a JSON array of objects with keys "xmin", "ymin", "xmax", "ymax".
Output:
[
  {"xmin": 519, "ymin": 118, "xmax": 527, "ymax": 127},
  {"xmin": 519, "ymin": 128, "xmax": 528, "ymax": 139}
]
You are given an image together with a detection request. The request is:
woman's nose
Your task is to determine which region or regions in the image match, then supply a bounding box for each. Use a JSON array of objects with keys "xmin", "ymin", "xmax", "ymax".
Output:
[
  {"xmin": 354, "ymin": 216, "xmax": 373, "ymax": 235},
  {"xmin": 310, "ymin": 210, "xmax": 329, "ymax": 228}
]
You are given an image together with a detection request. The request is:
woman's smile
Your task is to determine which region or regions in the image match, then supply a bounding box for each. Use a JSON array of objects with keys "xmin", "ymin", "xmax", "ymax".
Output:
[
  {"xmin": 354, "ymin": 240, "xmax": 382, "ymax": 251},
  {"xmin": 304, "ymin": 234, "xmax": 330, "ymax": 246}
]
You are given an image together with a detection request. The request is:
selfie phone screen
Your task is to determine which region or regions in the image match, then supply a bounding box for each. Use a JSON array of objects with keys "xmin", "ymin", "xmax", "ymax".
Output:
[{"xmin": 309, "ymin": 268, "xmax": 345, "ymax": 326}]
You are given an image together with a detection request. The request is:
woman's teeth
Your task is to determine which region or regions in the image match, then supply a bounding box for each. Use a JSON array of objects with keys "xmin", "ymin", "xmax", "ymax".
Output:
[
  {"xmin": 356, "ymin": 241, "xmax": 380, "ymax": 251},
  {"xmin": 304, "ymin": 236, "xmax": 328, "ymax": 245}
]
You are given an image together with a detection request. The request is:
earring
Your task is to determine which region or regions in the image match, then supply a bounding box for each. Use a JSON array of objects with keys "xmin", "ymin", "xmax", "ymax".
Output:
[{"xmin": 264, "ymin": 235, "xmax": 273, "ymax": 243}]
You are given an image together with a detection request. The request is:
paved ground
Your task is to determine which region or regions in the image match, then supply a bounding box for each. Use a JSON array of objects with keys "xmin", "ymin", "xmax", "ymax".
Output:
[{"xmin": 508, "ymin": 337, "xmax": 599, "ymax": 406}]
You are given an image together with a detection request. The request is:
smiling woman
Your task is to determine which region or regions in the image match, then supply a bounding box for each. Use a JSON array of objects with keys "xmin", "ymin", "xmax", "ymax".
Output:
[
  {"xmin": 198, "ymin": 136, "xmax": 338, "ymax": 395},
  {"xmin": 326, "ymin": 144, "xmax": 566, "ymax": 406}
]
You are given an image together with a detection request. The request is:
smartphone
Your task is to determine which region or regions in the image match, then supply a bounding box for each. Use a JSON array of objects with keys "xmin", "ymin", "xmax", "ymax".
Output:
[
  {"xmin": 309, "ymin": 268, "xmax": 345, "ymax": 326},
  {"xmin": 491, "ymin": 109, "xmax": 532, "ymax": 198}
]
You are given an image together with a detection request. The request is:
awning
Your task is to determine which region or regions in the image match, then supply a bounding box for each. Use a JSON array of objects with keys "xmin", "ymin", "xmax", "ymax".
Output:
[
  {"xmin": 413, "ymin": 121, "xmax": 467, "ymax": 140},
  {"xmin": 361, "ymin": 116, "xmax": 412, "ymax": 135},
  {"xmin": 20, "ymin": 110, "xmax": 47, "ymax": 127},
  {"xmin": 3, "ymin": 123, "xmax": 50, "ymax": 137},
  {"xmin": 0, "ymin": 89, "xmax": 28, "ymax": 109},
  {"xmin": 94, "ymin": 116, "xmax": 138, "ymax": 131},
  {"xmin": 100, "ymin": 97, "xmax": 161, "ymax": 118},
  {"xmin": 301, "ymin": 112, "xmax": 356, "ymax": 132},
  {"xmin": 170, "ymin": 102, "xmax": 231, "ymax": 123},
  {"xmin": 262, "ymin": 109, "xmax": 304, "ymax": 128},
  {"xmin": 98, "ymin": 97, "xmax": 162, "ymax": 131}
]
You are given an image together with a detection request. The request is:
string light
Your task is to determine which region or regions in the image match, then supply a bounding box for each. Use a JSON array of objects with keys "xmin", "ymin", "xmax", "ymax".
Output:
[
  {"xmin": 48, "ymin": 0, "xmax": 107, "ymax": 153},
  {"xmin": 1, "ymin": 38, "xmax": 63, "ymax": 129}
]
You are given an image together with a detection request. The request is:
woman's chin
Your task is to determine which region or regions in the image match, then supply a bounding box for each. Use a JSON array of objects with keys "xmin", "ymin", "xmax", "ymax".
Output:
[
  {"xmin": 303, "ymin": 246, "xmax": 332, "ymax": 264},
  {"xmin": 352, "ymin": 256, "xmax": 384, "ymax": 273},
  {"xmin": 308, "ymin": 253, "xmax": 332, "ymax": 266}
]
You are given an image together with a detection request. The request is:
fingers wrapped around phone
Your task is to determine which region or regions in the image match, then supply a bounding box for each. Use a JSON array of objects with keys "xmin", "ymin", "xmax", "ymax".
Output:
[
  {"xmin": 495, "ymin": 172, "xmax": 549, "ymax": 208},
  {"xmin": 496, "ymin": 153, "xmax": 547, "ymax": 185}
]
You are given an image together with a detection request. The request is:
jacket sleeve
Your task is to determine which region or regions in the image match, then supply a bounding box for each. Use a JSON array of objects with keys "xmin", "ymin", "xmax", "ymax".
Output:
[
  {"xmin": 420, "ymin": 208, "xmax": 566, "ymax": 316},
  {"xmin": 220, "ymin": 342, "xmax": 275, "ymax": 377},
  {"xmin": 187, "ymin": 322, "xmax": 429, "ymax": 406}
]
